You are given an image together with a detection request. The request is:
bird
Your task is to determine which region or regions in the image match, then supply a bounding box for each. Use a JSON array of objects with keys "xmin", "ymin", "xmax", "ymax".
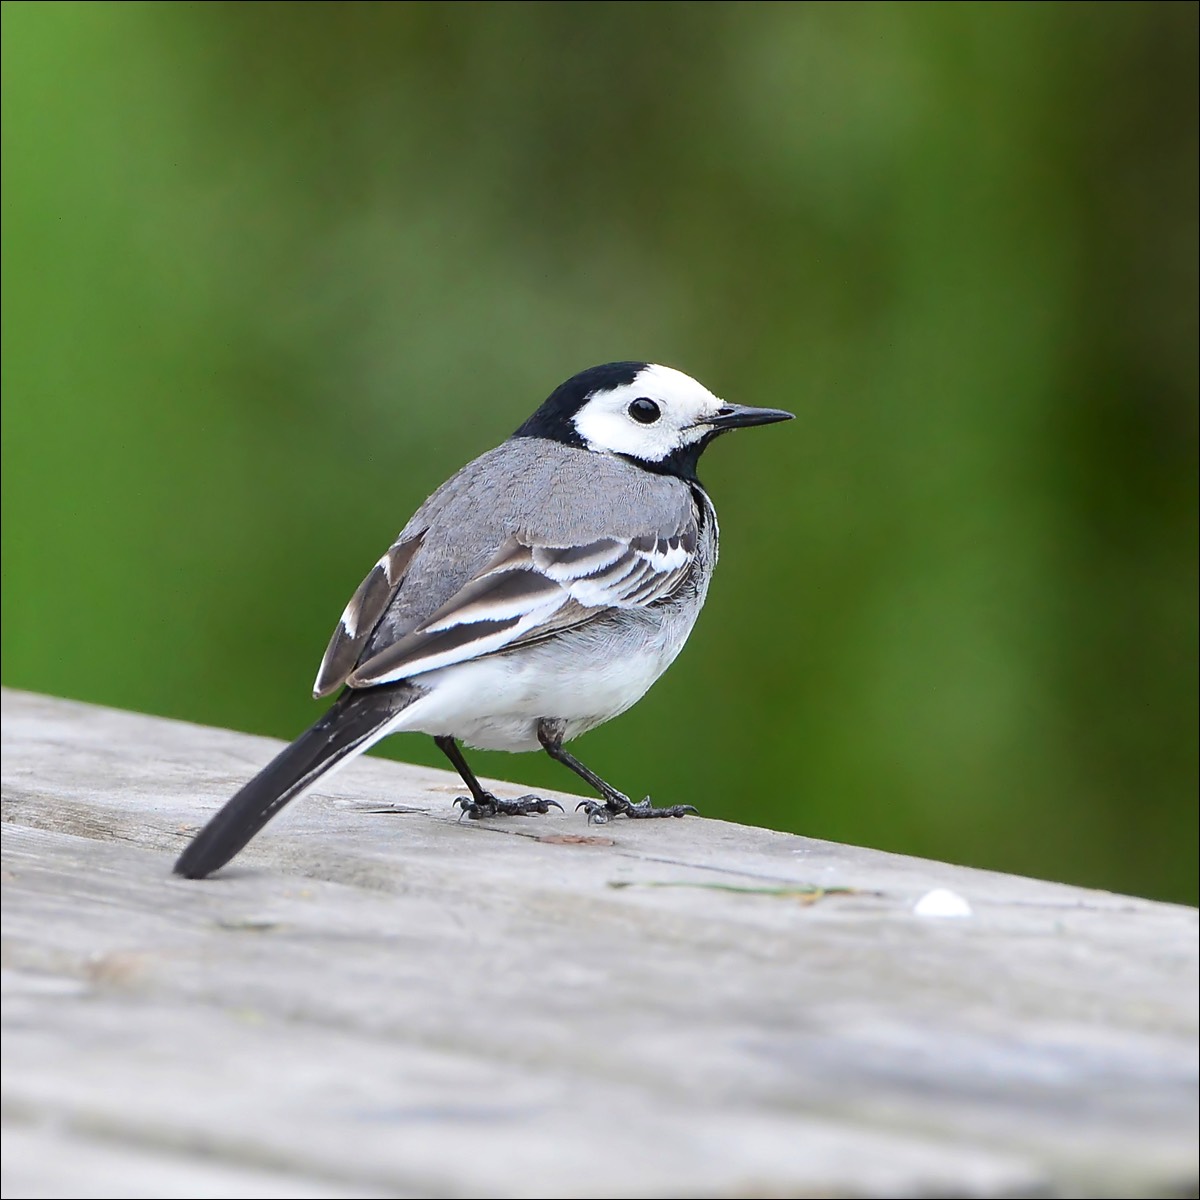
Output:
[{"xmin": 173, "ymin": 362, "xmax": 793, "ymax": 879}]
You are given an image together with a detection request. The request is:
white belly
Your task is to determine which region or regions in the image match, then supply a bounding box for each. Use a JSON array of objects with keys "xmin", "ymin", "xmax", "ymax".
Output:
[{"xmin": 383, "ymin": 615, "xmax": 696, "ymax": 751}]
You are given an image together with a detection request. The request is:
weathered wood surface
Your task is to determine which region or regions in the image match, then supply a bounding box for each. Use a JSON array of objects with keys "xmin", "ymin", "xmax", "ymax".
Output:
[{"xmin": 1, "ymin": 687, "xmax": 1196, "ymax": 1199}]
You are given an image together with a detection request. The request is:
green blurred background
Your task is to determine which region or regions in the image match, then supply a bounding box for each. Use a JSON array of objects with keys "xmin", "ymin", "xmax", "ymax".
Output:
[{"xmin": 3, "ymin": 2, "xmax": 1196, "ymax": 904}]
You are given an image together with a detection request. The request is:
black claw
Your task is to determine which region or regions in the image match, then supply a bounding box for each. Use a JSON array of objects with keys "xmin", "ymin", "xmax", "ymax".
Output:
[
  {"xmin": 623, "ymin": 796, "xmax": 699, "ymax": 819},
  {"xmin": 514, "ymin": 794, "xmax": 565, "ymax": 815},
  {"xmin": 454, "ymin": 793, "xmax": 563, "ymax": 821},
  {"xmin": 578, "ymin": 796, "xmax": 698, "ymax": 823}
]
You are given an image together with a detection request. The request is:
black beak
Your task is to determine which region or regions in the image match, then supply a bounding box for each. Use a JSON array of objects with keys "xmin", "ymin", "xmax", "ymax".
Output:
[{"xmin": 705, "ymin": 403, "xmax": 795, "ymax": 430}]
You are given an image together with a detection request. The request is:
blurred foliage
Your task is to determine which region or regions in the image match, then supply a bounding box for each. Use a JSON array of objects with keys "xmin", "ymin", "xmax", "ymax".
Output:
[{"xmin": 2, "ymin": 1, "xmax": 1196, "ymax": 904}]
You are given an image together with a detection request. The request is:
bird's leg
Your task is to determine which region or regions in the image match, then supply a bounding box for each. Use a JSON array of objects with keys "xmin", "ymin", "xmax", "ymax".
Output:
[
  {"xmin": 433, "ymin": 736, "xmax": 563, "ymax": 820},
  {"xmin": 535, "ymin": 719, "xmax": 697, "ymax": 824}
]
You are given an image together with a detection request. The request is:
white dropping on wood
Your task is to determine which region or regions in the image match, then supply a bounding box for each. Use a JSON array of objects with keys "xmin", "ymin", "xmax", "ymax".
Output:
[{"xmin": 913, "ymin": 888, "xmax": 973, "ymax": 918}]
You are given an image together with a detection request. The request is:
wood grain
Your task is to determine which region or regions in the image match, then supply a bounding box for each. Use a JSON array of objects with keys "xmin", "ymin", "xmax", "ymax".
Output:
[{"xmin": 2, "ymin": 688, "xmax": 1196, "ymax": 1198}]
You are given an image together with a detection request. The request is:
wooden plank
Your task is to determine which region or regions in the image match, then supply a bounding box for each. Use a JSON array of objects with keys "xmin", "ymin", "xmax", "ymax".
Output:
[{"xmin": 2, "ymin": 687, "xmax": 1196, "ymax": 1198}]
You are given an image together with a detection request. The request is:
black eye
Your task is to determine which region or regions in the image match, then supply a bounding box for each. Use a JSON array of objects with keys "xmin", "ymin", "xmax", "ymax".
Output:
[{"xmin": 628, "ymin": 397, "xmax": 661, "ymax": 424}]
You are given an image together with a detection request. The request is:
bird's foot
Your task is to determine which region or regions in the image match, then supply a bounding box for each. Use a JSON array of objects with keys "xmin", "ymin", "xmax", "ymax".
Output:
[
  {"xmin": 576, "ymin": 795, "xmax": 699, "ymax": 824},
  {"xmin": 454, "ymin": 793, "xmax": 564, "ymax": 821}
]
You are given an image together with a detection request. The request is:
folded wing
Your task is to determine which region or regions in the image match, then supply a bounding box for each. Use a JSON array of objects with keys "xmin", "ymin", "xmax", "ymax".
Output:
[
  {"xmin": 312, "ymin": 534, "xmax": 425, "ymax": 698},
  {"xmin": 342, "ymin": 525, "xmax": 698, "ymax": 688}
]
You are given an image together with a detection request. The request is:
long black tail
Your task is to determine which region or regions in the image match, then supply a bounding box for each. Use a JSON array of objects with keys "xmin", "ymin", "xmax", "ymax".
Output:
[{"xmin": 174, "ymin": 685, "xmax": 418, "ymax": 879}]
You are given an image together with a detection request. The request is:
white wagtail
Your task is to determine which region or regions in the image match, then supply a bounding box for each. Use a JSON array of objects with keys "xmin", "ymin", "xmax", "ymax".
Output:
[{"xmin": 174, "ymin": 362, "xmax": 793, "ymax": 878}]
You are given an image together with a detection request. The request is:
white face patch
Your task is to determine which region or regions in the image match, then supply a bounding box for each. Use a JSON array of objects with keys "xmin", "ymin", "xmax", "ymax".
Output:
[{"xmin": 570, "ymin": 364, "xmax": 725, "ymax": 462}]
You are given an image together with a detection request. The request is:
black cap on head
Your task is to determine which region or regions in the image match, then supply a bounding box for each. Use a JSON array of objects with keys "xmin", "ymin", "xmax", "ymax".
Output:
[{"xmin": 513, "ymin": 362, "xmax": 648, "ymax": 445}]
